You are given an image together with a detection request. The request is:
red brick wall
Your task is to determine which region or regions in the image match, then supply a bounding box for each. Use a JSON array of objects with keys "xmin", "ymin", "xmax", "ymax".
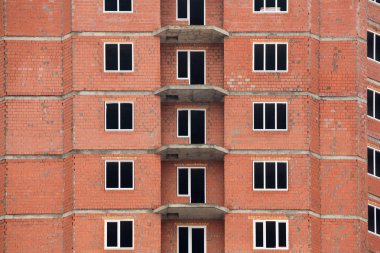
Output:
[
  {"xmin": 161, "ymin": 219, "xmax": 224, "ymax": 253},
  {"xmin": 73, "ymin": 154, "xmax": 161, "ymax": 209},
  {"xmin": 72, "ymin": 36, "xmax": 161, "ymax": 91},
  {"xmin": 72, "ymin": 95, "xmax": 161, "ymax": 150},
  {"xmin": 161, "ymin": 102, "xmax": 224, "ymax": 146},
  {"xmin": 369, "ymin": 1, "xmax": 380, "ymax": 24},
  {"xmin": 160, "ymin": 43, "xmax": 224, "ymax": 88},
  {"xmin": 161, "ymin": 161, "xmax": 224, "ymax": 206}
]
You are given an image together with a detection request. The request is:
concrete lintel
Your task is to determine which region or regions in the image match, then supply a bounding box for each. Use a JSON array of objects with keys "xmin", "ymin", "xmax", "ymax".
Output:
[
  {"xmin": 154, "ymin": 204, "xmax": 228, "ymax": 220},
  {"xmin": 154, "ymin": 85, "xmax": 228, "ymax": 102},
  {"xmin": 368, "ymin": 135, "xmax": 380, "ymax": 146},
  {"xmin": 368, "ymin": 19, "xmax": 380, "ymax": 30},
  {"xmin": 369, "ymin": 193, "xmax": 380, "ymax": 203},
  {"xmin": 368, "ymin": 78, "xmax": 380, "ymax": 88},
  {"xmin": 157, "ymin": 144, "xmax": 228, "ymax": 161},
  {"xmin": 154, "ymin": 25, "xmax": 229, "ymax": 43}
]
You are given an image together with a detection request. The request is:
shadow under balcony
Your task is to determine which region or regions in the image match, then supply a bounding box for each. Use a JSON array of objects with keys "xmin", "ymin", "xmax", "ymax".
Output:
[
  {"xmin": 156, "ymin": 144, "xmax": 228, "ymax": 161},
  {"xmin": 154, "ymin": 204, "xmax": 228, "ymax": 219}
]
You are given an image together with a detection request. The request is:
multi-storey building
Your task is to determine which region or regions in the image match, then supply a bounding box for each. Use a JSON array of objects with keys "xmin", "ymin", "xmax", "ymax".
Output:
[{"xmin": 0, "ymin": 0, "xmax": 377, "ymax": 252}]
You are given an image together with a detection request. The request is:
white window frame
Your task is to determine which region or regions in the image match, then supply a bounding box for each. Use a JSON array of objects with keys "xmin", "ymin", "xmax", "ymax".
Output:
[
  {"xmin": 367, "ymin": 88, "xmax": 380, "ymax": 122},
  {"xmin": 252, "ymin": 161, "xmax": 288, "ymax": 191},
  {"xmin": 177, "ymin": 109, "xmax": 207, "ymax": 144},
  {"xmin": 177, "ymin": 226, "xmax": 207, "ymax": 253},
  {"xmin": 104, "ymin": 43, "xmax": 134, "ymax": 72},
  {"xmin": 103, "ymin": 0, "xmax": 133, "ymax": 13},
  {"xmin": 253, "ymin": 0, "xmax": 288, "ymax": 13},
  {"xmin": 176, "ymin": 0, "xmax": 206, "ymax": 25},
  {"xmin": 252, "ymin": 42, "xmax": 288, "ymax": 72},
  {"xmin": 105, "ymin": 102, "xmax": 134, "ymax": 131},
  {"xmin": 252, "ymin": 102, "xmax": 288, "ymax": 131},
  {"xmin": 105, "ymin": 160, "xmax": 134, "ymax": 190},
  {"xmin": 177, "ymin": 167, "xmax": 207, "ymax": 203},
  {"xmin": 104, "ymin": 219, "xmax": 134, "ymax": 250},
  {"xmin": 176, "ymin": 50, "xmax": 207, "ymax": 84},
  {"xmin": 369, "ymin": 0, "xmax": 380, "ymax": 6},
  {"xmin": 253, "ymin": 220, "xmax": 289, "ymax": 250},
  {"xmin": 368, "ymin": 147, "xmax": 380, "ymax": 179},
  {"xmin": 369, "ymin": 204, "xmax": 380, "ymax": 237}
]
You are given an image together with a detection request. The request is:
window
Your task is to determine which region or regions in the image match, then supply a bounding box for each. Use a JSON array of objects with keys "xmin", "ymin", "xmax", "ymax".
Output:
[
  {"xmin": 177, "ymin": 0, "xmax": 205, "ymax": 25},
  {"xmin": 177, "ymin": 109, "xmax": 206, "ymax": 144},
  {"xmin": 254, "ymin": 220, "xmax": 288, "ymax": 249},
  {"xmin": 105, "ymin": 220, "xmax": 134, "ymax": 249},
  {"xmin": 253, "ymin": 43, "xmax": 287, "ymax": 72},
  {"xmin": 104, "ymin": 43, "xmax": 133, "ymax": 72},
  {"xmin": 253, "ymin": 162, "xmax": 288, "ymax": 190},
  {"xmin": 105, "ymin": 161, "xmax": 134, "ymax": 190},
  {"xmin": 105, "ymin": 102, "xmax": 133, "ymax": 131},
  {"xmin": 254, "ymin": 0, "xmax": 287, "ymax": 12},
  {"xmin": 368, "ymin": 147, "xmax": 380, "ymax": 178},
  {"xmin": 178, "ymin": 226, "xmax": 206, "ymax": 253},
  {"xmin": 104, "ymin": 0, "xmax": 132, "ymax": 12},
  {"xmin": 369, "ymin": 205, "xmax": 380, "ymax": 236},
  {"xmin": 177, "ymin": 167, "xmax": 206, "ymax": 203},
  {"xmin": 368, "ymin": 31, "xmax": 380, "ymax": 63},
  {"xmin": 253, "ymin": 102, "xmax": 287, "ymax": 130},
  {"xmin": 367, "ymin": 89, "xmax": 380, "ymax": 120},
  {"xmin": 177, "ymin": 50, "xmax": 206, "ymax": 85},
  {"xmin": 369, "ymin": 0, "xmax": 380, "ymax": 5}
]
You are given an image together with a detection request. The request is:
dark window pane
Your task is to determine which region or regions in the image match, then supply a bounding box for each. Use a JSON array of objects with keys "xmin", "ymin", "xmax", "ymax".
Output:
[
  {"xmin": 106, "ymin": 103, "xmax": 119, "ymax": 130},
  {"xmin": 277, "ymin": 44, "xmax": 287, "ymax": 71},
  {"xmin": 190, "ymin": 51, "xmax": 205, "ymax": 85},
  {"xmin": 106, "ymin": 162, "xmax": 119, "ymax": 188},
  {"xmin": 278, "ymin": 0, "xmax": 287, "ymax": 11},
  {"xmin": 192, "ymin": 228, "xmax": 205, "ymax": 253},
  {"xmin": 368, "ymin": 148, "xmax": 374, "ymax": 175},
  {"xmin": 120, "ymin": 103, "xmax": 133, "ymax": 130},
  {"xmin": 368, "ymin": 32, "xmax": 374, "ymax": 59},
  {"xmin": 177, "ymin": 0, "xmax": 188, "ymax": 18},
  {"xmin": 105, "ymin": 0, "xmax": 117, "ymax": 11},
  {"xmin": 254, "ymin": 0, "xmax": 264, "ymax": 11},
  {"xmin": 375, "ymin": 93, "xmax": 380, "ymax": 120},
  {"xmin": 178, "ymin": 227, "xmax": 189, "ymax": 253},
  {"xmin": 266, "ymin": 0, "xmax": 275, "ymax": 7},
  {"xmin": 255, "ymin": 222, "xmax": 264, "ymax": 247},
  {"xmin": 265, "ymin": 103, "xmax": 276, "ymax": 129},
  {"xmin": 254, "ymin": 44, "xmax": 264, "ymax": 71},
  {"xmin": 278, "ymin": 222, "xmax": 287, "ymax": 247},
  {"xmin": 120, "ymin": 221, "xmax": 133, "ymax": 248},
  {"xmin": 265, "ymin": 44, "xmax": 276, "ymax": 70},
  {"xmin": 369, "ymin": 206, "xmax": 375, "ymax": 232},
  {"xmin": 277, "ymin": 103, "xmax": 287, "ymax": 129},
  {"xmin": 376, "ymin": 35, "xmax": 380, "ymax": 62},
  {"xmin": 254, "ymin": 104, "xmax": 264, "ymax": 129},
  {"xmin": 107, "ymin": 222, "xmax": 118, "ymax": 247},
  {"xmin": 277, "ymin": 162, "xmax": 287, "ymax": 189},
  {"xmin": 190, "ymin": 110, "xmax": 206, "ymax": 144},
  {"xmin": 178, "ymin": 169, "xmax": 189, "ymax": 195},
  {"xmin": 266, "ymin": 221, "xmax": 276, "ymax": 248},
  {"xmin": 377, "ymin": 209, "xmax": 380, "ymax": 235},
  {"xmin": 178, "ymin": 52, "xmax": 188, "ymax": 78},
  {"xmin": 254, "ymin": 163, "xmax": 264, "ymax": 189},
  {"xmin": 368, "ymin": 90, "xmax": 374, "ymax": 117},
  {"xmin": 178, "ymin": 110, "xmax": 189, "ymax": 136},
  {"xmin": 119, "ymin": 0, "xmax": 132, "ymax": 11},
  {"xmin": 105, "ymin": 44, "xmax": 118, "ymax": 71},
  {"xmin": 265, "ymin": 163, "xmax": 276, "ymax": 189},
  {"xmin": 376, "ymin": 151, "xmax": 380, "ymax": 177},
  {"xmin": 120, "ymin": 162, "xmax": 133, "ymax": 188},
  {"xmin": 120, "ymin": 44, "xmax": 132, "ymax": 71}
]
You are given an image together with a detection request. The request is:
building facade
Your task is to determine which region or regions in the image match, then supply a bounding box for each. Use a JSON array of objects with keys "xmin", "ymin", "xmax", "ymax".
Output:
[{"xmin": 0, "ymin": 0, "xmax": 377, "ymax": 252}]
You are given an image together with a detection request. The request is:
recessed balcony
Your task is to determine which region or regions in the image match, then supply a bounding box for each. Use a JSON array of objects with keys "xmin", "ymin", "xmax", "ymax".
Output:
[
  {"xmin": 154, "ymin": 85, "xmax": 228, "ymax": 102},
  {"xmin": 154, "ymin": 26, "xmax": 229, "ymax": 43},
  {"xmin": 154, "ymin": 204, "xmax": 228, "ymax": 219}
]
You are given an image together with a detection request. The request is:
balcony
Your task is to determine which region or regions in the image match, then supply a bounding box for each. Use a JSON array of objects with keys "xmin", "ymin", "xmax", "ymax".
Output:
[
  {"xmin": 157, "ymin": 144, "xmax": 228, "ymax": 161},
  {"xmin": 154, "ymin": 26, "xmax": 229, "ymax": 43},
  {"xmin": 155, "ymin": 85, "xmax": 228, "ymax": 102},
  {"xmin": 154, "ymin": 204, "xmax": 228, "ymax": 219}
]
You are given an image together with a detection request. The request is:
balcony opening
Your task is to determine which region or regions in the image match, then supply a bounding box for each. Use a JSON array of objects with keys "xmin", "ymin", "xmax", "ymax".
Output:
[
  {"xmin": 178, "ymin": 167, "xmax": 206, "ymax": 204},
  {"xmin": 178, "ymin": 109, "xmax": 206, "ymax": 144},
  {"xmin": 177, "ymin": 50, "xmax": 205, "ymax": 85},
  {"xmin": 178, "ymin": 226, "xmax": 206, "ymax": 253},
  {"xmin": 177, "ymin": 0, "xmax": 205, "ymax": 25}
]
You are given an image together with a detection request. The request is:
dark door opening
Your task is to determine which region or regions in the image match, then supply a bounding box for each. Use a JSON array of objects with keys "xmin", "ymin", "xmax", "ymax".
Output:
[
  {"xmin": 178, "ymin": 227, "xmax": 206, "ymax": 253},
  {"xmin": 190, "ymin": 52, "xmax": 205, "ymax": 85},
  {"xmin": 192, "ymin": 228, "xmax": 205, "ymax": 253},
  {"xmin": 190, "ymin": 0, "xmax": 205, "ymax": 25},
  {"xmin": 190, "ymin": 169, "xmax": 205, "ymax": 204},
  {"xmin": 190, "ymin": 110, "xmax": 205, "ymax": 144}
]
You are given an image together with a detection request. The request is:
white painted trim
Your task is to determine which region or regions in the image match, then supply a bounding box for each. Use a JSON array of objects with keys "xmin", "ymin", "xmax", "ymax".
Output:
[
  {"xmin": 253, "ymin": 0, "xmax": 288, "ymax": 13},
  {"xmin": 105, "ymin": 101, "xmax": 134, "ymax": 131},
  {"xmin": 177, "ymin": 226, "xmax": 207, "ymax": 253},
  {"xmin": 252, "ymin": 42, "xmax": 288, "ymax": 72},
  {"xmin": 104, "ymin": 42, "xmax": 134, "ymax": 72},
  {"xmin": 105, "ymin": 160, "xmax": 135, "ymax": 190},
  {"xmin": 252, "ymin": 102, "xmax": 288, "ymax": 131},
  {"xmin": 177, "ymin": 109, "xmax": 207, "ymax": 144},
  {"xmin": 104, "ymin": 219, "xmax": 134, "ymax": 250},
  {"xmin": 252, "ymin": 161, "xmax": 288, "ymax": 191},
  {"xmin": 253, "ymin": 220, "xmax": 289, "ymax": 250},
  {"xmin": 103, "ymin": 0, "xmax": 133, "ymax": 13}
]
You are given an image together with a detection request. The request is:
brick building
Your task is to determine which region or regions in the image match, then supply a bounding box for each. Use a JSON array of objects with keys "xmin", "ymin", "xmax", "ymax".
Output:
[{"xmin": 0, "ymin": 0, "xmax": 378, "ymax": 252}]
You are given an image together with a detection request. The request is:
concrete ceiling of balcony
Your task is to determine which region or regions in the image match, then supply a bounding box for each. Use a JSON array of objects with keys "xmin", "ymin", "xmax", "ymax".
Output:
[
  {"xmin": 156, "ymin": 144, "xmax": 228, "ymax": 161},
  {"xmin": 154, "ymin": 85, "xmax": 228, "ymax": 102},
  {"xmin": 153, "ymin": 25, "xmax": 229, "ymax": 43},
  {"xmin": 154, "ymin": 204, "xmax": 229, "ymax": 220}
]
